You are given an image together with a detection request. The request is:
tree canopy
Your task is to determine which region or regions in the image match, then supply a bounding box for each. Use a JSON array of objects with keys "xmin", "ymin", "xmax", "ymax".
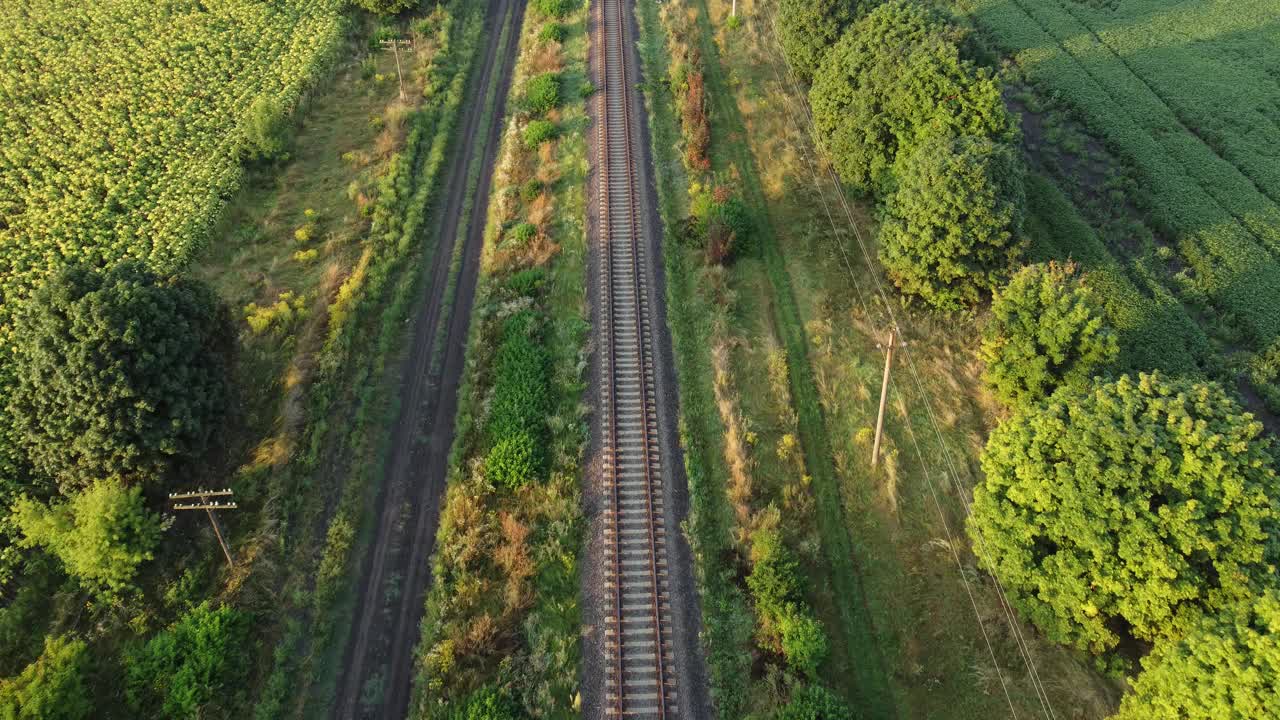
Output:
[
  {"xmin": 809, "ymin": 0, "xmax": 1013, "ymax": 192},
  {"xmin": 776, "ymin": 684, "xmax": 855, "ymax": 720},
  {"xmin": 980, "ymin": 263, "xmax": 1117, "ymax": 405},
  {"xmin": 125, "ymin": 602, "xmax": 251, "ymax": 719},
  {"xmin": 775, "ymin": 0, "xmax": 856, "ymax": 85},
  {"xmin": 969, "ymin": 373, "xmax": 1279, "ymax": 655},
  {"xmin": 7, "ymin": 262, "xmax": 232, "ymax": 490},
  {"xmin": 348, "ymin": 0, "xmax": 415, "ymax": 15},
  {"xmin": 878, "ymin": 134, "xmax": 1026, "ymax": 310},
  {"xmin": 11, "ymin": 480, "xmax": 161, "ymax": 596},
  {"xmin": 1112, "ymin": 590, "xmax": 1280, "ymax": 720},
  {"xmin": 0, "ymin": 636, "xmax": 91, "ymax": 720}
]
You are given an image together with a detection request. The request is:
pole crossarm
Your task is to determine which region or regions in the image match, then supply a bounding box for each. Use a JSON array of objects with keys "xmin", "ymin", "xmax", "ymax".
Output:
[
  {"xmin": 173, "ymin": 502, "xmax": 239, "ymax": 511},
  {"xmin": 168, "ymin": 488, "xmax": 233, "ymax": 500}
]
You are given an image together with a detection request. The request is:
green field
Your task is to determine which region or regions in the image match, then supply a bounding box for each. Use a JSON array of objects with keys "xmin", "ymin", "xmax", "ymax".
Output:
[
  {"xmin": 0, "ymin": 0, "xmax": 345, "ymax": 323},
  {"xmin": 957, "ymin": 0, "xmax": 1280, "ymax": 399}
]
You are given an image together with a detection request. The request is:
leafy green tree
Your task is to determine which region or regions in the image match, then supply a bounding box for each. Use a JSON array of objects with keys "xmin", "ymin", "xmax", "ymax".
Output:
[
  {"xmin": 531, "ymin": 0, "xmax": 576, "ymax": 19},
  {"xmin": 776, "ymin": 0, "xmax": 856, "ymax": 85},
  {"xmin": 776, "ymin": 684, "xmax": 854, "ymax": 720},
  {"xmin": 126, "ymin": 602, "xmax": 250, "ymax": 719},
  {"xmin": 1112, "ymin": 590, "xmax": 1280, "ymax": 720},
  {"xmin": 981, "ymin": 263, "xmax": 1117, "ymax": 405},
  {"xmin": 7, "ymin": 263, "xmax": 232, "ymax": 490},
  {"xmin": 348, "ymin": 0, "xmax": 416, "ymax": 15},
  {"xmin": 0, "ymin": 636, "xmax": 91, "ymax": 720},
  {"xmin": 241, "ymin": 95, "xmax": 289, "ymax": 161},
  {"xmin": 11, "ymin": 480, "xmax": 161, "ymax": 596},
  {"xmin": 878, "ymin": 134, "xmax": 1025, "ymax": 310},
  {"xmin": 746, "ymin": 528, "xmax": 804, "ymax": 622},
  {"xmin": 779, "ymin": 606, "xmax": 828, "ymax": 677},
  {"xmin": 969, "ymin": 373, "xmax": 1279, "ymax": 655},
  {"xmin": 485, "ymin": 433, "xmax": 538, "ymax": 491},
  {"xmin": 809, "ymin": 0, "xmax": 1013, "ymax": 192}
]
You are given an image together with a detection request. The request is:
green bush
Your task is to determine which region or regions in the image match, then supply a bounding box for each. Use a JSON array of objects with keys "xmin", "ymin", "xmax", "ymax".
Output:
[
  {"xmin": 446, "ymin": 685, "xmax": 523, "ymax": 719},
  {"xmin": 241, "ymin": 95, "xmax": 289, "ymax": 161},
  {"xmin": 809, "ymin": 0, "xmax": 1013, "ymax": 192},
  {"xmin": 878, "ymin": 134, "xmax": 1026, "ymax": 311},
  {"xmin": 11, "ymin": 480, "xmax": 161, "ymax": 596},
  {"xmin": 0, "ymin": 636, "xmax": 91, "ymax": 720},
  {"xmin": 746, "ymin": 529, "xmax": 804, "ymax": 622},
  {"xmin": 7, "ymin": 262, "xmax": 232, "ymax": 490},
  {"xmin": 779, "ymin": 606, "xmax": 828, "ymax": 677},
  {"xmin": 690, "ymin": 187, "xmax": 752, "ymax": 262},
  {"xmin": 968, "ymin": 373, "xmax": 1280, "ymax": 655},
  {"xmin": 776, "ymin": 684, "xmax": 854, "ymax": 720},
  {"xmin": 523, "ymin": 119, "xmax": 558, "ymax": 149},
  {"xmin": 1113, "ymin": 589, "xmax": 1280, "ymax": 720},
  {"xmin": 538, "ymin": 22, "xmax": 567, "ymax": 44},
  {"xmin": 505, "ymin": 268, "xmax": 547, "ymax": 297},
  {"xmin": 525, "ymin": 73, "xmax": 561, "ymax": 116},
  {"xmin": 531, "ymin": 0, "xmax": 576, "ymax": 19},
  {"xmin": 485, "ymin": 432, "xmax": 539, "ymax": 491},
  {"xmin": 125, "ymin": 602, "xmax": 251, "ymax": 719},
  {"xmin": 981, "ymin": 263, "xmax": 1117, "ymax": 406},
  {"xmin": 507, "ymin": 222, "xmax": 538, "ymax": 246},
  {"xmin": 520, "ymin": 178, "xmax": 544, "ymax": 202},
  {"xmin": 349, "ymin": 0, "xmax": 415, "ymax": 15}
]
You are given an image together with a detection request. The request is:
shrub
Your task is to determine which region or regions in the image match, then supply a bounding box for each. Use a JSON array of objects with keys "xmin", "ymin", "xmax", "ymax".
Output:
[
  {"xmin": 11, "ymin": 480, "xmax": 161, "ymax": 596},
  {"xmin": 486, "ymin": 432, "xmax": 538, "ymax": 490},
  {"xmin": 507, "ymin": 222, "xmax": 539, "ymax": 246},
  {"xmin": 520, "ymin": 178, "xmax": 544, "ymax": 202},
  {"xmin": 746, "ymin": 528, "xmax": 804, "ymax": 622},
  {"xmin": 0, "ymin": 636, "xmax": 91, "ymax": 720},
  {"xmin": 446, "ymin": 685, "xmax": 523, "ymax": 719},
  {"xmin": 878, "ymin": 134, "xmax": 1026, "ymax": 311},
  {"xmin": 523, "ymin": 119, "xmax": 558, "ymax": 149},
  {"xmin": 538, "ymin": 22, "xmax": 567, "ymax": 44},
  {"xmin": 531, "ymin": 0, "xmax": 576, "ymax": 19},
  {"xmin": 981, "ymin": 263, "xmax": 1117, "ymax": 406},
  {"xmin": 968, "ymin": 373, "xmax": 1280, "ymax": 655},
  {"xmin": 776, "ymin": 0, "xmax": 858, "ymax": 84},
  {"xmin": 525, "ymin": 73, "xmax": 561, "ymax": 116},
  {"xmin": 125, "ymin": 602, "xmax": 251, "ymax": 719},
  {"xmin": 7, "ymin": 263, "xmax": 232, "ymax": 489},
  {"xmin": 1113, "ymin": 590, "xmax": 1280, "ymax": 720},
  {"xmin": 349, "ymin": 0, "xmax": 415, "ymax": 15},
  {"xmin": 776, "ymin": 684, "xmax": 854, "ymax": 720},
  {"xmin": 294, "ymin": 223, "xmax": 315, "ymax": 243},
  {"xmin": 809, "ymin": 0, "xmax": 1013, "ymax": 192},
  {"xmin": 779, "ymin": 606, "xmax": 828, "ymax": 677},
  {"xmin": 241, "ymin": 94, "xmax": 289, "ymax": 161},
  {"xmin": 505, "ymin": 268, "xmax": 547, "ymax": 297}
]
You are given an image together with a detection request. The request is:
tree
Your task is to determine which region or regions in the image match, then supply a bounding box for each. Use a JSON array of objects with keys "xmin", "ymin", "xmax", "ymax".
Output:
[
  {"xmin": 1112, "ymin": 590, "xmax": 1280, "ymax": 720},
  {"xmin": 980, "ymin": 263, "xmax": 1117, "ymax": 405},
  {"xmin": 241, "ymin": 95, "xmax": 289, "ymax": 161},
  {"xmin": 348, "ymin": 0, "xmax": 415, "ymax": 15},
  {"xmin": 878, "ymin": 134, "xmax": 1025, "ymax": 310},
  {"xmin": 525, "ymin": 73, "xmax": 561, "ymax": 116},
  {"xmin": 11, "ymin": 480, "xmax": 162, "ymax": 596},
  {"xmin": 809, "ymin": 0, "xmax": 1013, "ymax": 193},
  {"xmin": 7, "ymin": 262, "xmax": 232, "ymax": 490},
  {"xmin": 776, "ymin": 0, "xmax": 855, "ymax": 85},
  {"xmin": 968, "ymin": 373, "xmax": 1280, "ymax": 655},
  {"xmin": 0, "ymin": 636, "xmax": 92, "ymax": 720},
  {"xmin": 126, "ymin": 602, "xmax": 250, "ymax": 719},
  {"xmin": 776, "ymin": 684, "xmax": 855, "ymax": 720}
]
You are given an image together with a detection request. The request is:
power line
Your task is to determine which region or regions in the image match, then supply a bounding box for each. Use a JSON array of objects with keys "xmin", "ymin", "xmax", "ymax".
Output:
[{"xmin": 755, "ymin": 6, "xmax": 1059, "ymax": 718}]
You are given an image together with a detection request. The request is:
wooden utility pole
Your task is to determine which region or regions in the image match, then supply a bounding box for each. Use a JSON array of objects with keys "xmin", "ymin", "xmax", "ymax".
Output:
[
  {"xmin": 871, "ymin": 330, "xmax": 896, "ymax": 467},
  {"xmin": 380, "ymin": 38, "xmax": 413, "ymax": 101},
  {"xmin": 170, "ymin": 488, "xmax": 237, "ymax": 569}
]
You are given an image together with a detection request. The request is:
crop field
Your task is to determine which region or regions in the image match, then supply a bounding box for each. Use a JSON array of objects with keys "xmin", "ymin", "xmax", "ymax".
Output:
[
  {"xmin": 0, "ymin": 0, "xmax": 345, "ymax": 323},
  {"xmin": 956, "ymin": 0, "xmax": 1280, "ymax": 389}
]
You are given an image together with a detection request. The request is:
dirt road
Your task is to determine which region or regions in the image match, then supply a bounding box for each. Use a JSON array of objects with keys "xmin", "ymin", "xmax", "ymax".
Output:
[{"xmin": 332, "ymin": 0, "xmax": 526, "ymax": 717}]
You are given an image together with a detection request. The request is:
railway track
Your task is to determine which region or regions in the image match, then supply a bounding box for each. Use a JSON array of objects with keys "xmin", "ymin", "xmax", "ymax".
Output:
[{"xmin": 596, "ymin": 0, "xmax": 677, "ymax": 717}]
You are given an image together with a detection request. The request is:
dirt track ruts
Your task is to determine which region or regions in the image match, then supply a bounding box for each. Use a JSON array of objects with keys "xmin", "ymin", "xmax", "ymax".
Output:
[{"xmin": 332, "ymin": 0, "xmax": 525, "ymax": 717}]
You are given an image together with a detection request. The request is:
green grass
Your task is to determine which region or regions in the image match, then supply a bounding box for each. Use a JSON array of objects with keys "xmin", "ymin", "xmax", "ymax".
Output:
[
  {"xmin": 684, "ymin": 0, "xmax": 895, "ymax": 714},
  {"xmin": 958, "ymin": 0, "xmax": 1280, "ymax": 361}
]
